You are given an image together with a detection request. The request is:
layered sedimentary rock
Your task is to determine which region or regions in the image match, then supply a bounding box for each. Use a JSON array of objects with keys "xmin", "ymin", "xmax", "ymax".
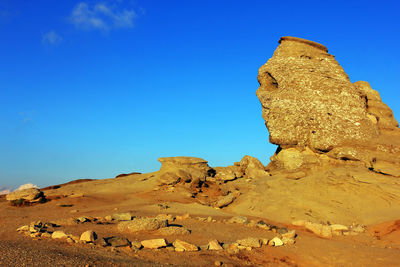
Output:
[{"xmin": 257, "ymin": 36, "xmax": 400, "ymax": 177}]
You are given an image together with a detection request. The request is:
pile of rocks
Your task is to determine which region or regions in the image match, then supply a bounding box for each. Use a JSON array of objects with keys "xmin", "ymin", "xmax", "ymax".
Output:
[{"xmin": 17, "ymin": 213, "xmax": 297, "ymax": 255}]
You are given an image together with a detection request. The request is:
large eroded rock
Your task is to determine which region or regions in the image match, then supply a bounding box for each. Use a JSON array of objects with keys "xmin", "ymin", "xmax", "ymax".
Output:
[
  {"xmin": 257, "ymin": 36, "xmax": 400, "ymax": 177},
  {"xmin": 256, "ymin": 36, "xmax": 379, "ymax": 151}
]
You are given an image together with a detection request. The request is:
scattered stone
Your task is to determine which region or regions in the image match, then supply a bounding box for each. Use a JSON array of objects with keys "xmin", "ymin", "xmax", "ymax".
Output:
[
  {"xmin": 261, "ymin": 238, "xmax": 269, "ymax": 245},
  {"xmin": 31, "ymin": 232, "xmax": 42, "ymax": 238},
  {"xmin": 282, "ymin": 236, "xmax": 295, "ymax": 245},
  {"xmin": 281, "ymin": 230, "xmax": 296, "ymax": 239},
  {"xmin": 270, "ymin": 237, "xmax": 283, "ymax": 247},
  {"xmin": 52, "ymin": 231, "xmax": 68, "ymax": 239},
  {"xmin": 112, "ymin": 213, "xmax": 132, "ymax": 221},
  {"xmin": 130, "ymin": 240, "xmax": 142, "ymax": 249},
  {"xmin": 105, "ymin": 215, "xmax": 113, "ymax": 221},
  {"xmin": 214, "ymin": 261, "xmax": 222, "ymax": 266},
  {"xmin": 80, "ymin": 230, "xmax": 97, "ymax": 243},
  {"xmin": 76, "ymin": 216, "xmax": 90, "ymax": 223},
  {"xmin": 157, "ymin": 226, "xmax": 191, "ymax": 235},
  {"xmin": 351, "ymin": 224, "xmax": 365, "ymax": 233},
  {"xmin": 173, "ymin": 239, "xmax": 198, "ymax": 251},
  {"xmin": 17, "ymin": 225, "xmax": 29, "ymax": 232},
  {"xmin": 105, "ymin": 236, "xmax": 130, "ymax": 247},
  {"xmin": 226, "ymin": 243, "xmax": 239, "ymax": 254},
  {"xmin": 117, "ymin": 218, "xmax": 167, "ymax": 232},
  {"xmin": 292, "ymin": 220, "xmax": 306, "ymax": 227},
  {"xmin": 228, "ymin": 216, "xmax": 248, "ymax": 224},
  {"xmin": 277, "ymin": 227, "xmax": 288, "ymax": 234},
  {"xmin": 236, "ymin": 238, "xmax": 261, "ymax": 248},
  {"xmin": 141, "ymin": 239, "xmax": 167, "ymax": 249},
  {"xmin": 330, "ymin": 224, "xmax": 348, "ymax": 235},
  {"xmin": 156, "ymin": 214, "xmax": 174, "ymax": 221},
  {"xmin": 41, "ymin": 232, "xmax": 52, "ymax": 238},
  {"xmin": 256, "ymin": 220, "xmax": 271, "ymax": 230},
  {"xmin": 208, "ymin": 239, "xmax": 223, "ymax": 250},
  {"xmin": 175, "ymin": 213, "xmax": 190, "ymax": 220},
  {"xmin": 214, "ymin": 194, "xmax": 236, "ymax": 208}
]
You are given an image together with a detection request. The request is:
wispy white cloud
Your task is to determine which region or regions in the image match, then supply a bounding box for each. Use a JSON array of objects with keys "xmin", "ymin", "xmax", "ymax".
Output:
[
  {"xmin": 42, "ymin": 31, "xmax": 63, "ymax": 45},
  {"xmin": 15, "ymin": 183, "xmax": 39, "ymax": 191},
  {"xmin": 69, "ymin": 2, "xmax": 136, "ymax": 31}
]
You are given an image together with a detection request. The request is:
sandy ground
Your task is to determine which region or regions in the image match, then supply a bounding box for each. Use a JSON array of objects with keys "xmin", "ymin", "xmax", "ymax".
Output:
[{"xmin": 1, "ymin": 175, "xmax": 400, "ymax": 267}]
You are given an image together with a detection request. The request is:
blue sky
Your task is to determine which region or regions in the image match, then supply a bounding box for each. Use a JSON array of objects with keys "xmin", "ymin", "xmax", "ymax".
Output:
[{"xmin": 1, "ymin": 0, "xmax": 399, "ymax": 189}]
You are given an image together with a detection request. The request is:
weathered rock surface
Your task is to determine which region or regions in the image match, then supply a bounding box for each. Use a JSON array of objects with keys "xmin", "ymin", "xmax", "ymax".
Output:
[
  {"xmin": 257, "ymin": 36, "xmax": 400, "ymax": 177},
  {"xmin": 156, "ymin": 226, "xmax": 191, "ymax": 235},
  {"xmin": 6, "ymin": 188, "xmax": 44, "ymax": 202},
  {"xmin": 173, "ymin": 239, "xmax": 198, "ymax": 251},
  {"xmin": 141, "ymin": 238, "xmax": 167, "ymax": 249},
  {"xmin": 213, "ymin": 155, "xmax": 268, "ymax": 181},
  {"xmin": 256, "ymin": 36, "xmax": 379, "ymax": 151},
  {"xmin": 207, "ymin": 239, "xmax": 223, "ymax": 250},
  {"xmin": 52, "ymin": 231, "xmax": 68, "ymax": 239},
  {"xmin": 112, "ymin": 213, "xmax": 132, "ymax": 221},
  {"xmin": 117, "ymin": 218, "xmax": 167, "ymax": 232},
  {"xmin": 105, "ymin": 236, "xmax": 131, "ymax": 247},
  {"xmin": 158, "ymin": 157, "xmax": 211, "ymax": 185},
  {"xmin": 236, "ymin": 238, "xmax": 261, "ymax": 248},
  {"xmin": 80, "ymin": 230, "xmax": 96, "ymax": 243}
]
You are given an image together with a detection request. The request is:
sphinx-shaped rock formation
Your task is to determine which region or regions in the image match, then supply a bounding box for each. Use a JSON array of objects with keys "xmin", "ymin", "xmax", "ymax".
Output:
[{"xmin": 257, "ymin": 36, "xmax": 400, "ymax": 177}]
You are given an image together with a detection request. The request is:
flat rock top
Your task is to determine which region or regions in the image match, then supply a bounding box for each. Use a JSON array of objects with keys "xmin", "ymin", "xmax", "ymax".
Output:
[
  {"xmin": 158, "ymin": 157, "xmax": 208, "ymax": 164},
  {"xmin": 279, "ymin": 36, "xmax": 328, "ymax": 52}
]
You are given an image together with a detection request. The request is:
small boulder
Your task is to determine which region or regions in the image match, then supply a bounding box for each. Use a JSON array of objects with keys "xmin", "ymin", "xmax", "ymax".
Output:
[
  {"xmin": 292, "ymin": 220, "xmax": 306, "ymax": 227},
  {"xmin": 105, "ymin": 236, "xmax": 131, "ymax": 247},
  {"xmin": 80, "ymin": 230, "xmax": 97, "ymax": 243},
  {"xmin": 236, "ymin": 238, "xmax": 261, "ymax": 248},
  {"xmin": 228, "ymin": 216, "xmax": 248, "ymax": 224},
  {"xmin": 281, "ymin": 229, "xmax": 296, "ymax": 239},
  {"xmin": 173, "ymin": 239, "xmax": 198, "ymax": 252},
  {"xmin": 270, "ymin": 237, "xmax": 284, "ymax": 246},
  {"xmin": 17, "ymin": 225, "xmax": 29, "ymax": 232},
  {"xmin": 76, "ymin": 216, "xmax": 90, "ymax": 223},
  {"xmin": 330, "ymin": 224, "xmax": 348, "ymax": 235},
  {"xmin": 156, "ymin": 226, "xmax": 191, "ymax": 235},
  {"xmin": 141, "ymin": 238, "xmax": 167, "ymax": 249},
  {"xmin": 117, "ymin": 218, "xmax": 167, "ymax": 232},
  {"xmin": 112, "ymin": 213, "xmax": 132, "ymax": 221},
  {"xmin": 208, "ymin": 239, "xmax": 223, "ymax": 250},
  {"xmin": 52, "ymin": 231, "xmax": 68, "ymax": 239},
  {"xmin": 214, "ymin": 194, "xmax": 236, "ymax": 208}
]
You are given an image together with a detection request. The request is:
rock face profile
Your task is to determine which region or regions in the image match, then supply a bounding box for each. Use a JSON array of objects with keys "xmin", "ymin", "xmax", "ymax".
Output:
[{"xmin": 256, "ymin": 36, "xmax": 400, "ymax": 177}]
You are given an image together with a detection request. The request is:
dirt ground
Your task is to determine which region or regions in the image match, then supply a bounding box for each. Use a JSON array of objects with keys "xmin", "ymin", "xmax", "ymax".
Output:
[{"xmin": 1, "ymin": 177, "xmax": 399, "ymax": 267}]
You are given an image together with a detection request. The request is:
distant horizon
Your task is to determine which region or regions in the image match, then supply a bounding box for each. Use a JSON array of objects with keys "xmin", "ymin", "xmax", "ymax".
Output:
[{"xmin": 1, "ymin": 0, "xmax": 399, "ymax": 190}]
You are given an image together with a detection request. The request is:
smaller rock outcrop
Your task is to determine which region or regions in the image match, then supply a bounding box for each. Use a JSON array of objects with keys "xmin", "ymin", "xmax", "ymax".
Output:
[
  {"xmin": 158, "ymin": 157, "xmax": 211, "ymax": 185},
  {"xmin": 6, "ymin": 188, "xmax": 45, "ymax": 203}
]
